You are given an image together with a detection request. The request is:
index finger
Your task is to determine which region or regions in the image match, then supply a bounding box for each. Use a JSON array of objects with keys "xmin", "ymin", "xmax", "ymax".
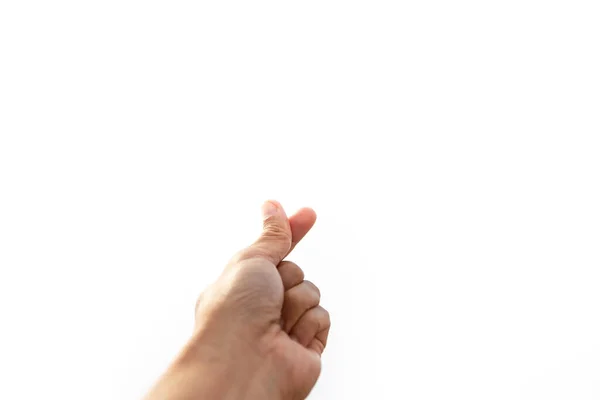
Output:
[{"xmin": 285, "ymin": 207, "xmax": 317, "ymax": 258}]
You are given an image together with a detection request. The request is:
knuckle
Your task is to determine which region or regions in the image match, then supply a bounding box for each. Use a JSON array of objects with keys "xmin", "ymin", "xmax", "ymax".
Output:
[
  {"xmin": 304, "ymin": 280, "xmax": 321, "ymax": 300},
  {"xmin": 321, "ymin": 307, "xmax": 331, "ymax": 326},
  {"xmin": 279, "ymin": 260, "xmax": 297, "ymax": 269},
  {"xmin": 282, "ymin": 261, "xmax": 304, "ymax": 281},
  {"xmin": 264, "ymin": 230, "xmax": 293, "ymax": 247},
  {"xmin": 263, "ymin": 219, "xmax": 292, "ymax": 239},
  {"xmin": 307, "ymin": 312, "xmax": 321, "ymax": 330},
  {"xmin": 295, "ymin": 266, "xmax": 305, "ymax": 282},
  {"xmin": 262, "ymin": 223, "xmax": 292, "ymax": 245}
]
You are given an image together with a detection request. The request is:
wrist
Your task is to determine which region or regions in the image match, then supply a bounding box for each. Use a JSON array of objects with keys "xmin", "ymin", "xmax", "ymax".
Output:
[{"xmin": 145, "ymin": 325, "xmax": 283, "ymax": 400}]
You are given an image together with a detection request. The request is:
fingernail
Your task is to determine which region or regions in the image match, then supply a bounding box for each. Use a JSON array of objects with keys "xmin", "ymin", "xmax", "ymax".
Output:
[
  {"xmin": 290, "ymin": 334, "xmax": 300, "ymax": 343},
  {"xmin": 261, "ymin": 200, "xmax": 279, "ymax": 218}
]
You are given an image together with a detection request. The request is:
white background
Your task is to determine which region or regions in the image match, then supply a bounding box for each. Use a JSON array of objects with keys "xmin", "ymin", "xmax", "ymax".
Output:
[{"xmin": 1, "ymin": 1, "xmax": 599, "ymax": 399}]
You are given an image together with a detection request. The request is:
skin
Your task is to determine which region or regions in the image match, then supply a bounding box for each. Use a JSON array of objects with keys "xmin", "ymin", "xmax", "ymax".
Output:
[{"xmin": 144, "ymin": 200, "xmax": 330, "ymax": 400}]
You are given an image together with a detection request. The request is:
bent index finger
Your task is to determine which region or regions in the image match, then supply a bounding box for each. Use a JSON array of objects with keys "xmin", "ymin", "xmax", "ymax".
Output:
[{"xmin": 286, "ymin": 207, "xmax": 317, "ymax": 258}]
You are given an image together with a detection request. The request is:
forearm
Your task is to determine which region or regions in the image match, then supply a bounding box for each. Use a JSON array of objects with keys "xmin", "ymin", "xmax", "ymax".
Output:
[{"xmin": 143, "ymin": 331, "xmax": 280, "ymax": 400}]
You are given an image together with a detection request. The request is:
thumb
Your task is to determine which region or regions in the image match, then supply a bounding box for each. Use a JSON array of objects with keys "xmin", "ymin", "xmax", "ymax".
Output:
[{"xmin": 244, "ymin": 200, "xmax": 292, "ymax": 266}]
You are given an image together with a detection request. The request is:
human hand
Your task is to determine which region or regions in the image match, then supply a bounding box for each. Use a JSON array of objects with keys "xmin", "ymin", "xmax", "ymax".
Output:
[{"xmin": 144, "ymin": 201, "xmax": 330, "ymax": 400}]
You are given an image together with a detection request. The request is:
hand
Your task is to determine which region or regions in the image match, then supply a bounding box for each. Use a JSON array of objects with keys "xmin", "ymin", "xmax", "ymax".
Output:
[{"xmin": 144, "ymin": 201, "xmax": 330, "ymax": 400}]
